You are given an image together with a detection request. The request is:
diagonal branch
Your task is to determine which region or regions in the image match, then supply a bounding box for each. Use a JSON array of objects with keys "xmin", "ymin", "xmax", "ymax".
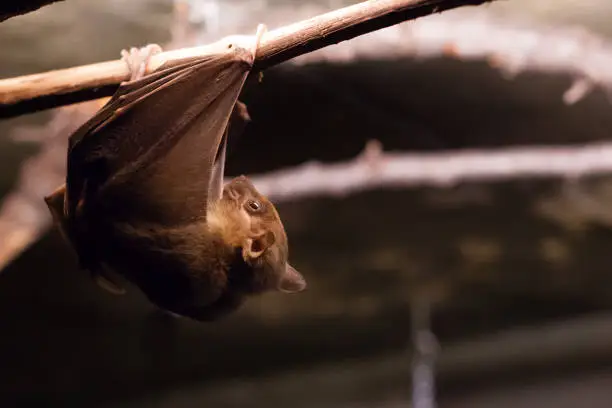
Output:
[{"xmin": 0, "ymin": 0, "xmax": 496, "ymax": 118}]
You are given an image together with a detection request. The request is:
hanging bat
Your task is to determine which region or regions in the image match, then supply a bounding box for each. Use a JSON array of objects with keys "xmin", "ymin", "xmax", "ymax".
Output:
[{"xmin": 43, "ymin": 25, "xmax": 307, "ymax": 322}]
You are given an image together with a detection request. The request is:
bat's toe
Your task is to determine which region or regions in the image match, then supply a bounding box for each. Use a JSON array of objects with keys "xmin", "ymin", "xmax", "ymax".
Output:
[{"xmin": 121, "ymin": 43, "xmax": 164, "ymax": 82}]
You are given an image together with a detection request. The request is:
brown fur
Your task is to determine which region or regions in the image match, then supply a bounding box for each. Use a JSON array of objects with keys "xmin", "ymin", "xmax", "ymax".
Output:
[
  {"xmin": 45, "ymin": 43, "xmax": 305, "ymax": 322},
  {"xmin": 45, "ymin": 175, "xmax": 304, "ymax": 321}
]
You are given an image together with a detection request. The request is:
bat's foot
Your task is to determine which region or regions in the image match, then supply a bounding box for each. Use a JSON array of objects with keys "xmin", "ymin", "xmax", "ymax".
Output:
[{"xmin": 120, "ymin": 43, "xmax": 163, "ymax": 81}]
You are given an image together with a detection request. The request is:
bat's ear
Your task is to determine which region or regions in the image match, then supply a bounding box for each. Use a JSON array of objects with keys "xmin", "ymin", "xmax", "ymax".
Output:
[
  {"xmin": 277, "ymin": 263, "xmax": 307, "ymax": 293},
  {"xmin": 242, "ymin": 230, "xmax": 276, "ymax": 261}
]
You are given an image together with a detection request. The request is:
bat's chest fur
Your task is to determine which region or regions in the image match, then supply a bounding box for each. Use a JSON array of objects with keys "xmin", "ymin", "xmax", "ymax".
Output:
[{"xmin": 79, "ymin": 217, "xmax": 258, "ymax": 320}]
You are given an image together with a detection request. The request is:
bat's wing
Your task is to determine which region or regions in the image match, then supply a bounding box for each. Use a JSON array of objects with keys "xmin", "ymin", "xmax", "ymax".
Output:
[{"xmin": 66, "ymin": 47, "xmax": 255, "ymax": 226}]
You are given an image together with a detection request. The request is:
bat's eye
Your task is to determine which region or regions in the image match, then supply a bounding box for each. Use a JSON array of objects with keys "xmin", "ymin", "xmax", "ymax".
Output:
[{"xmin": 246, "ymin": 199, "xmax": 262, "ymax": 212}]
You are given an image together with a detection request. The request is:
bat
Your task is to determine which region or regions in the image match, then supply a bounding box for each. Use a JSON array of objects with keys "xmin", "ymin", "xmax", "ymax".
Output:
[{"xmin": 43, "ymin": 25, "xmax": 307, "ymax": 322}]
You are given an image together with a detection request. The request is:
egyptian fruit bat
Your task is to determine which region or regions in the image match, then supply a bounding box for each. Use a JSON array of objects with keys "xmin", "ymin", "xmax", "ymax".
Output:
[{"xmin": 44, "ymin": 26, "xmax": 307, "ymax": 322}]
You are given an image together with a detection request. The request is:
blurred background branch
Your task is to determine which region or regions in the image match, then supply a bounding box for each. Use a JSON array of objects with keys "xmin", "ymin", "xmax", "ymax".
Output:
[
  {"xmin": 253, "ymin": 140, "xmax": 612, "ymax": 201},
  {"xmin": 291, "ymin": 6, "xmax": 612, "ymax": 106}
]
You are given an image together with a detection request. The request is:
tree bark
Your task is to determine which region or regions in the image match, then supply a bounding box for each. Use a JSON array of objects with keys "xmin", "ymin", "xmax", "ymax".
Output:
[{"xmin": 0, "ymin": 0, "xmax": 496, "ymax": 118}]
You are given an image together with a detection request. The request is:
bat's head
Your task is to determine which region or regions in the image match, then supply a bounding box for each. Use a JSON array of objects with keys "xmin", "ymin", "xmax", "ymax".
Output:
[{"xmin": 209, "ymin": 175, "xmax": 306, "ymax": 295}]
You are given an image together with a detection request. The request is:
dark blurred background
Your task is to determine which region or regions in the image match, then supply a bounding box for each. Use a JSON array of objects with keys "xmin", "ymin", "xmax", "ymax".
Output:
[{"xmin": 2, "ymin": 1, "xmax": 612, "ymax": 407}]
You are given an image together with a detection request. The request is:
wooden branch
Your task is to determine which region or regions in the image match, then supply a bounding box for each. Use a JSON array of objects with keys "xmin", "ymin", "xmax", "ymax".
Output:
[{"xmin": 0, "ymin": 0, "xmax": 495, "ymax": 119}]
